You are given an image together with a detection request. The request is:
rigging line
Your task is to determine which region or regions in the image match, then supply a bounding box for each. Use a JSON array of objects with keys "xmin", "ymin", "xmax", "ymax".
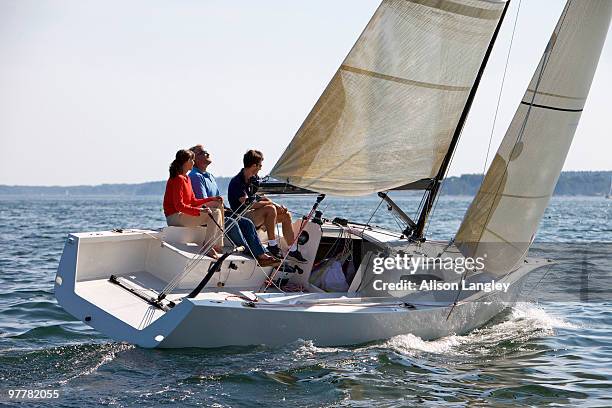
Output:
[
  {"xmin": 222, "ymin": 203, "xmax": 286, "ymax": 294},
  {"xmin": 229, "ymin": 207, "xmax": 286, "ymax": 293},
  {"xmin": 524, "ymin": 263, "xmax": 554, "ymax": 298},
  {"xmin": 161, "ymin": 202, "xmax": 265, "ymax": 296},
  {"xmin": 467, "ymin": 1, "xmax": 571, "ymax": 248},
  {"xmin": 424, "ymin": 173, "xmax": 450, "ymax": 238},
  {"xmin": 414, "ymin": 191, "xmax": 427, "ymax": 222},
  {"xmin": 318, "ymin": 227, "xmax": 348, "ymax": 263},
  {"xmin": 361, "ymin": 195, "xmax": 385, "ymax": 236},
  {"xmin": 320, "ymin": 197, "xmax": 333, "ymax": 215},
  {"xmin": 422, "ymin": 2, "xmax": 522, "ymax": 237},
  {"xmin": 512, "ymin": 1, "xmax": 571, "ymax": 148},
  {"xmin": 483, "ymin": 0, "xmax": 522, "ymax": 174},
  {"xmin": 423, "ymin": 0, "xmax": 520, "ymax": 236},
  {"xmin": 263, "ymin": 198, "xmax": 323, "ymax": 292},
  {"xmin": 162, "ymin": 210, "xmax": 233, "ymax": 295},
  {"xmin": 161, "ymin": 231, "xmax": 221, "ymax": 296},
  {"xmin": 231, "ymin": 220, "xmax": 285, "ymax": 294},
  {"xmin": 391, "ymin": 211, "xmax": 405, "ymax": 233},
  {"xmin": 414, "ymin": 0, "xmax": 511, "ymax": 239},
  {"xmin": 182, "ymin": 204, "xmax": 286, "ymax": 296}
]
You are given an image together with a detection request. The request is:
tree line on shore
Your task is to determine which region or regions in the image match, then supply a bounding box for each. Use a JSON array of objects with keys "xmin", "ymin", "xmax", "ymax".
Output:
[{"xmin": 1, "ymin": 171, "xmax": 610, "ymax": 197}]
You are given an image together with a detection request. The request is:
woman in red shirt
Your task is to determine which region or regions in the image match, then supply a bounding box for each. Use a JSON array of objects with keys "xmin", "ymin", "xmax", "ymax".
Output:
[{"xmin": 163, "ymin": 149, "xmax": 224, "ymax": 258}]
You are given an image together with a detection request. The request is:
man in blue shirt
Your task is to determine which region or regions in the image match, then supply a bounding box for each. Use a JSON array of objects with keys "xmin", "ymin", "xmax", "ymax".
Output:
[
  {"xmin": 189, "ymin": 158, "xmax": 220, "ymax": 199},
  {"xmin": 228, "ymin": 149, "xmax": 307, "ymax": 263},
  {"xmin": 189, "ymin": 145, "xmax": 280, "ymax": 268}
]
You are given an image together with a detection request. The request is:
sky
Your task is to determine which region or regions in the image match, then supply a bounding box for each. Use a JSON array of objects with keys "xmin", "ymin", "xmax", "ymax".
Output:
[{"xmin": 1, "ymin": 0, "xmax": 610, "ymax": 186}]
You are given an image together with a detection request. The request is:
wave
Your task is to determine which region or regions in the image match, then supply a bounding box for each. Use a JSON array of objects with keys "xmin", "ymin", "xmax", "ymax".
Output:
[
  {"xmin": 9, "ymin": 323, "xmax": 96, "ymax": 341},
  {"xmin": 381, "ymin": 303, "xmax": 576, "ymax": 357},
  {"xmin": 288, "ymin": 303, "xmax": 576, "ymax": 360},
  {"xmin": 57, "ymin": 342, "xmax": 134, "ymax": 385}
]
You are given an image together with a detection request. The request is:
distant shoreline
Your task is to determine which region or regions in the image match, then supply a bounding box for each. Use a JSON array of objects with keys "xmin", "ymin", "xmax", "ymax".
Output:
[{"xmin": 1, "ymin": 171, "xmax": 610, "ymax": 197}]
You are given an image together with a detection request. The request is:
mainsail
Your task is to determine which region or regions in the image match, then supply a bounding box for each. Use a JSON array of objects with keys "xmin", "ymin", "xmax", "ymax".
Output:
[
  {"xmin": 455, "ymin": 0, "xmax": 612, "ymax": 274},
  {"xmin": 271, "ymin": 0, "xmax": 508, "ymax": 196}
]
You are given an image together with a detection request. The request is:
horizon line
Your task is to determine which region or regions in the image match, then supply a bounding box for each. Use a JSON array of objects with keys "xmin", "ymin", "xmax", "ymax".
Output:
[{"xmin": 1, "ymin": 169, "xmax": 610, "ymax": 188}]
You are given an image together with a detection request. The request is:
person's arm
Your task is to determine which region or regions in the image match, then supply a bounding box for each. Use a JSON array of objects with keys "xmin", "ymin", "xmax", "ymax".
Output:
[
  {"xmin": 194, "ymin": 196, "xmax": 222, "ymax": 206},
  {"xmin": 189, "ymin": 173, "xmax": 222, "ymax": 206},
  {"xmin": 238, "ymin": 193, "xmax": 265, "ymax": 209},
  {"xmin": 183, "ymin": 175, "xmax": 216, "ymax": 207},
  {"xmin": 258, "ymin": 194, "xmax": 271, "ymax": 202}
]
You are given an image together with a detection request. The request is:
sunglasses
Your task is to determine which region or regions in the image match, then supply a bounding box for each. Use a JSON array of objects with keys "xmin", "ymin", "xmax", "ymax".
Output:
[{"xmin": 198, "ymin": 151, "xmax": 210, "ymax": 158}]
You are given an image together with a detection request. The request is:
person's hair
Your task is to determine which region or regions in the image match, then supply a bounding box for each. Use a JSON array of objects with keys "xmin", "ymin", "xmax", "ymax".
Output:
[
  {"xmin": 169, "ymin": 149, "xmax": 194, "ymax": 178},
  {"xmin": 189, "ymin": 144, "xmax": 204, "ymax": 156},
  {"xmin": 243, "ymin": 149, "xmax": 263, "ymax": 168}
]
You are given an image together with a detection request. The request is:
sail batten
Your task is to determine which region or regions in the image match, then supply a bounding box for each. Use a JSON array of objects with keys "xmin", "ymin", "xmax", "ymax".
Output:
[
  {"xmin": 519, "ymin": 101, "xmax": 583, "ymax": 113},
  {"xmin": 270, "ymin": 0, "xmax": 508, "ymax": 196},
  {"xmin": 455, "ymin": 0, "xmax": 612, "ymax": 275}
]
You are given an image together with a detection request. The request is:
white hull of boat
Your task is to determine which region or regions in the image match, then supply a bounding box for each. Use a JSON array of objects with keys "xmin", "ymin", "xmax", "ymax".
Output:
[
  {"xmin": 54, "ymin": 225, "xmax": 547, "ymax": 349},
  {"xmin": 153, "ymin": 279, "xmax": 529, "ymax": 348}
]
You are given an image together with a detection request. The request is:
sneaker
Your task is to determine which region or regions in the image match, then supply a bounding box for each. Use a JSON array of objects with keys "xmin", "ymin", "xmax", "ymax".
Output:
[
  {"xmin": 287, "ymin": 249, "xmax": 308, "ymax": 264},
  {"xmin": 267, "ymin": 244, "xmax": 282, "ymax": 258},
  {"xmin": 257, "ymin": 254, "xmax": 282, "ymax": 268}
]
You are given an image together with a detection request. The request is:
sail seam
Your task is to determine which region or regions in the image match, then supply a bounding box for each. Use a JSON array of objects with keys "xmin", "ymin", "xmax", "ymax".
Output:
[
  {"xmin": 340, "ymin": 65, "xmax": 470, "ymax": 92},
  {"xmin": 525, "ymin": 88, "xmax": 586, "ymax": 101},
  {"xmin": 520, "ymin": 101, "xmax": 583, "ymax": 112},
  {"xmin": 407, "ymin": 0, "xmax": 504, "ymax": 20},
  {"xmin": 478, "ymin": 191, "xmax": 550, "ymax": 199},
  {"xmin": 483, "ymin": 228, "xmax": 527, "ymax": 252}
]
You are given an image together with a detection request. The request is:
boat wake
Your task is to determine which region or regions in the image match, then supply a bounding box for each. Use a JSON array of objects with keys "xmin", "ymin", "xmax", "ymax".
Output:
[
  {"xmin": 381, "ymin": 302, "xmax": 578, "ymax": 357},
  {"xmin": 57, "ymin": 342, "xmax": 134, "ymax": 385},
  {"xmin": 292, "ymin": 302, "xmax": 577, "ymax": 360}
]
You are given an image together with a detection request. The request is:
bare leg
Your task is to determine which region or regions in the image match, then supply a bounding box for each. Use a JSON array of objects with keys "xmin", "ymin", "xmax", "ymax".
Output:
[
  {"xmin": 247, "ymin": 204, "xmax": 277, "ymax": 241},
  {"xmin": 277, "ymin": 211, "xmax": 294, "ymax": 244}
]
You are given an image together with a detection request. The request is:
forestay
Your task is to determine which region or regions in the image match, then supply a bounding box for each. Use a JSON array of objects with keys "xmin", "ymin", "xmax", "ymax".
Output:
[
  {"xmin": 270, "ymin": 0, "xmax": 507, "ymax": 196},
  {"xmin": 455, "ymin": 1, "xmax": 612, "ymax": 275}
]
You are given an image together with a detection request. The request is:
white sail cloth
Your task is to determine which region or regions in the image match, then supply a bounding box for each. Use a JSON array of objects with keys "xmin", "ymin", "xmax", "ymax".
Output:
[
  {"xmin": 456, "ymin": 1, "xmax": 612, "ymax": 275},
  {"xmin": 271, "ymin": 0, "xmax": 507, "ymax": 196}
]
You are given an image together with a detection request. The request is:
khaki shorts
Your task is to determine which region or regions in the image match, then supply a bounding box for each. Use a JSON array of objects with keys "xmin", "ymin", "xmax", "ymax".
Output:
[{"xmin": 166, "ymin": 206, "xmax": 224, "ymax": 247}]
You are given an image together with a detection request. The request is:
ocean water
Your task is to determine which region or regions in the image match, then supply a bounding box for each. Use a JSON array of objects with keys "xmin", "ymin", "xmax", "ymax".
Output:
[{"xmin": 0, "ymin": 195, "xmax": 610, "ymax": 407}]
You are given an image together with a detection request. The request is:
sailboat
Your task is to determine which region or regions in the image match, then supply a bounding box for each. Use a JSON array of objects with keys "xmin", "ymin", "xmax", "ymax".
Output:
[{"xmin": 55, "ymin": 0, "xmax": 611, "ymax": 348}]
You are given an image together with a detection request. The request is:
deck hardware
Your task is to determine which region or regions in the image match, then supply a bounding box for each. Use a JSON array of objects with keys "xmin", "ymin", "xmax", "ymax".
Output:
[
  {"xmin": 298, "ymin": 231, "xmax": 310, "ymax": 245},
  {"xmin": 187, "ymin": 247, "xmax": 245, "ymax": 299},
  {"xmin": 109, "ymin": 274, "xmax": 175, "ymax": 311}
]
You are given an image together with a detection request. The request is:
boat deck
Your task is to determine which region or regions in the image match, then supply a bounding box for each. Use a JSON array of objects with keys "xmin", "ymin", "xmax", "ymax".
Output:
[{"xmin": 75, "ymin": 270, "xmax": 274, "ymax": 329}]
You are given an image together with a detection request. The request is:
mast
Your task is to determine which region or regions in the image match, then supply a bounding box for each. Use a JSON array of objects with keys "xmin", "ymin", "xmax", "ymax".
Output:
[{"xmin": 413, "ymin": 0, "xmax": 511, "ymax": 239}]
